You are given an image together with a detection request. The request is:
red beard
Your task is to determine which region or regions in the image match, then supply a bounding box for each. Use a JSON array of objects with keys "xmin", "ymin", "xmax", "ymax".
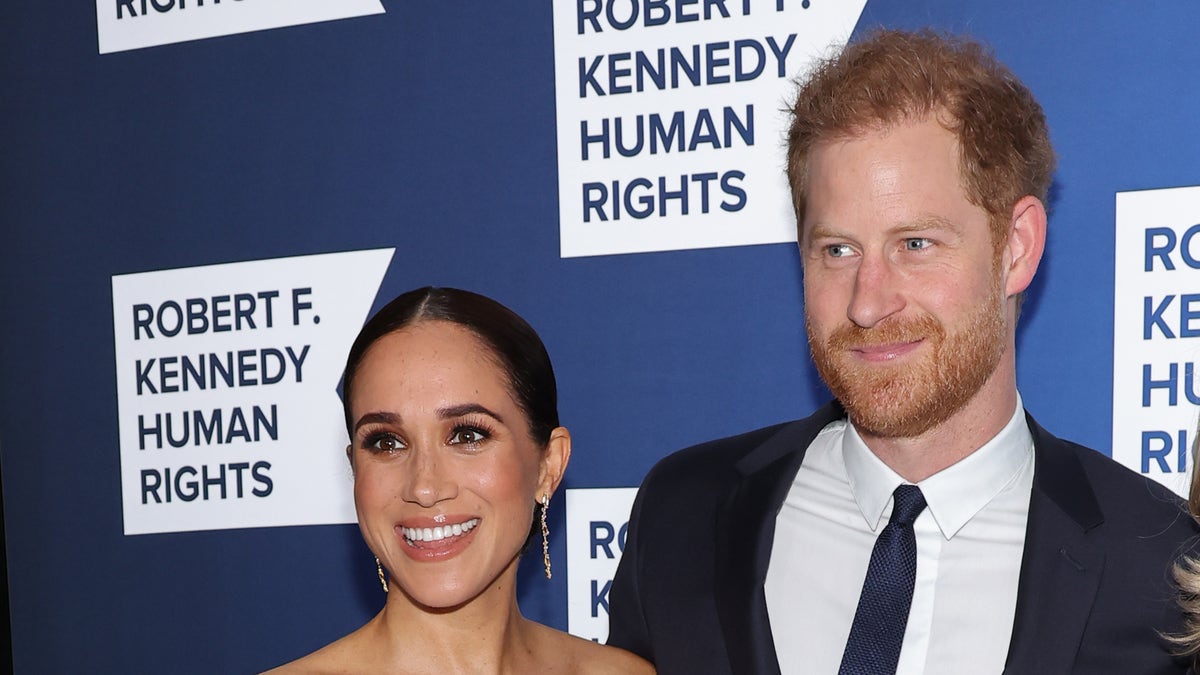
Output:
[{"xmin": 807, "ymin": 293, "xmax": 1006, "ymax": 439}]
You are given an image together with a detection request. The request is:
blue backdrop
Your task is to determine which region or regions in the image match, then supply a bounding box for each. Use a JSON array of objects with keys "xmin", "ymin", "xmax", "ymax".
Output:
[{"xmin": 3, "ymin": 2, "xmax": 1200, "ymax": 672}]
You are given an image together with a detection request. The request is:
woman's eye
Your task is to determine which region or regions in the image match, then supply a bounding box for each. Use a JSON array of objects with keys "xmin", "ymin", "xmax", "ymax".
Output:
[
  {"xmin": 367, "ymin": 434, "xmax": 405, "ymax": 453},
  {"xmin": 449, "ymin": 428, "xmax": 487, "ymax": 445}
]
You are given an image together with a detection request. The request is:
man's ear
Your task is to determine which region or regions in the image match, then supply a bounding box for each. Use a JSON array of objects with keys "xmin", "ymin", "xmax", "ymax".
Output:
[
  {"xmin": 537, "ymin": 427, "xmax": 572, "ymax": 499},
  {"xmin": 1003, "ymin": 195, "xmax": 1047, "ymax": 298}
]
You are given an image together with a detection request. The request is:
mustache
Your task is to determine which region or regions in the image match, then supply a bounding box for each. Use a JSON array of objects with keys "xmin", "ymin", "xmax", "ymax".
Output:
[{"xmin": 823, "ymin": 315, "xmax": 944, "ymax": 350}]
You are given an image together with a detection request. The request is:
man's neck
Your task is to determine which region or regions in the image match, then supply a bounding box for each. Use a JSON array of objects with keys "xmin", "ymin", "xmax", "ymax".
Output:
[{"xmin": 855, "ymin": 375, "xmax": 1019, "ymax": 483}]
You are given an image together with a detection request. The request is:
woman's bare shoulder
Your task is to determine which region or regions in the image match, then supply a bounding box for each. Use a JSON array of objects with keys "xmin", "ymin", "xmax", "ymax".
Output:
[
  {"xmin": 572, "ymin": 638, "xmax": 655, "ymax": 674},
  {"xmin": 260, "ymin": 628, "xmax": 375, "ymax": 675},
  {"xmin": 534, "ymin": 624, "xmax": 655, "ymax": 674}
]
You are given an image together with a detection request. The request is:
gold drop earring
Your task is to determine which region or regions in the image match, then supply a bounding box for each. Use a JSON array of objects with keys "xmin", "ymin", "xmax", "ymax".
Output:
[
  {"xmin": 541, "ymin": 494, "xmax": 552, "ymax": 580},
  {"xmin": 375, "ymin": 556, "xmax": 389, "ymax": 593}
]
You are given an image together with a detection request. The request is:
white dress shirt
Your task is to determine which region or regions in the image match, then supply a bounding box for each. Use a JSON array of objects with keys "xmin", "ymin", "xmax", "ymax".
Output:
[{"xmin": 765, "ymin": 400, "xmax": 1035, "ymax": 674}]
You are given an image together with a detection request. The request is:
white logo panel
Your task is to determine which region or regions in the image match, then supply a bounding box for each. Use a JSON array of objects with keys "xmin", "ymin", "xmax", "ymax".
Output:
[
  {"xmin": 566, "ymin": 487, "xmax": 637, "ymax": 642},
  {"xmin": 112, "ymin": 248, "xmax": 393, "ymax": 534},
  {"xmin": 1113, "ymin": 185, "xmax": 1200, "ymax": 496},
  {"xmin": 552, "ymin": 0, "xmax": 867, "ymax": 257},
  {"xmin": 97, "ymin": 0, "xmax": 385, "ymax": 54}
]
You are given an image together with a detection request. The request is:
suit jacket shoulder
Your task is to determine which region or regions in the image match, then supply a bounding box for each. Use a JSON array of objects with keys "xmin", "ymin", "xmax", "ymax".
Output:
[
  {"xmin": 1004, "ymin": 415, "xmax": 1198, "ymax": 674},
  {"xmin": 1028, "ymin": 415, "xmax": 1193, "ymax": 555},
  {"xmin": 638, "ymin": 422, "xmax": 794, "ymax": 496},
  {"xmin": 1066, "ymin": 434, "xmax": 1190, "ymax": 533},
  {"xmin": 607, "ymin": 404, "xmax": 843, "ymax": 674}
]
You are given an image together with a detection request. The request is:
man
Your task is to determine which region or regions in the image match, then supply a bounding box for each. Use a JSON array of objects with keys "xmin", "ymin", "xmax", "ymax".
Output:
[{"xmin": 607, "ymin": 29, "xmax": 1198, "ymax": 674}]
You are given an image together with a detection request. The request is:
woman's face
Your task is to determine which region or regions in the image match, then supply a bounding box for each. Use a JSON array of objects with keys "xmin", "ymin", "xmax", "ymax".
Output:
[{"xmin": 348, "ymin": 320, "xmax": 565, "ymax": 609}]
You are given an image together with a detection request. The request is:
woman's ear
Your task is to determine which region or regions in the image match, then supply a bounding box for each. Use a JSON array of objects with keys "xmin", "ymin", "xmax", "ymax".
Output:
[
  {"xmin": 345, "ymin": 444, "xmax": 355, "ymax": 474},
  {"xmin": 537, "ymin": 427, "xmax": 572, "ymax": 498}
]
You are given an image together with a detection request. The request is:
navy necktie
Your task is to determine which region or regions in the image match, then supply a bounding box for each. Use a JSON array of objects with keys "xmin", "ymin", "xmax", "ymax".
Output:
[{"xmin": 838, "ymin": 484, "xmax": 928, "ymax": 675}]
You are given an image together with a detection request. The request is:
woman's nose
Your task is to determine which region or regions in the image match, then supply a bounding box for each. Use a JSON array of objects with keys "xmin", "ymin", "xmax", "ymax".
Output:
[{"xmin": 402, "ymin": 450, "xmax": 457, "ymax": 507}]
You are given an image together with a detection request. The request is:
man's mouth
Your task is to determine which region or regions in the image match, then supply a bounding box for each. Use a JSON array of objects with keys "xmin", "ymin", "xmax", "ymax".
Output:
[{"xmin": 851, "ymin": 339, "xmax": 924, "ymax": 361}]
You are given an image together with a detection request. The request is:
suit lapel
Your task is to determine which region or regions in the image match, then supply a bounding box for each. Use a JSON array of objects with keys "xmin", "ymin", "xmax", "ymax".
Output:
[
  {"xmin": 714, "ymin": 403, "xmax": 844, "ymax": 675},
  {"xmin": 1004, "ymin": 415, "xmax": 1106, "ymax": 673}
]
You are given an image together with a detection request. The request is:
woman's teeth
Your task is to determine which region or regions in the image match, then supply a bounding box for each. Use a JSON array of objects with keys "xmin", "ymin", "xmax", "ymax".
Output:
[{"xmin": 403, "ymin": 518, "xmax": 479, "ymax": 543}]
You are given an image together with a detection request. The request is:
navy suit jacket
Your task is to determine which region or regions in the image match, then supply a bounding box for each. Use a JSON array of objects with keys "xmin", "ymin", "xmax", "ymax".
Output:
[{"xmin": 607, "ymin": 402, "xmax": 1199, "ymax": 674}]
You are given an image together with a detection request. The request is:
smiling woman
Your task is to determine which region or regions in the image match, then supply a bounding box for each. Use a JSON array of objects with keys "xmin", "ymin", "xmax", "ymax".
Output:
[{"xmin": 264, "ymin": 287, "xmax": 653, "ymax": 674}]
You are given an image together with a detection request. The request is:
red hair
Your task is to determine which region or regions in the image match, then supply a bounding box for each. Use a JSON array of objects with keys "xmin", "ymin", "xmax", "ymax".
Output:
[{"xmin": 786, "ymin": 29, "xmax": 1056, "ymax": 242}]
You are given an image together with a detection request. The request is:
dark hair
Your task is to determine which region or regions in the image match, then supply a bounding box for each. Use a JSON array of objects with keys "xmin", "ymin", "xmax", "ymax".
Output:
[
  {"xmin": 787, "ymin": 28, "xmax": 1056, "ymax": 244},
  {"xmin": 342, "ymin": 286, "xmax": 560, "ymax": 446}
]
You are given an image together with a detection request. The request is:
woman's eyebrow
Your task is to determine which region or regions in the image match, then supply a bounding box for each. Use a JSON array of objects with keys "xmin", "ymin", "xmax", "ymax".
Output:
[
  {"xmin": 438, "ymin": 403, "xmax": 504, "ymax": 424},
  {"xmin": 353, "ymin": 411, "xmax": 400, "ymax": 432}
]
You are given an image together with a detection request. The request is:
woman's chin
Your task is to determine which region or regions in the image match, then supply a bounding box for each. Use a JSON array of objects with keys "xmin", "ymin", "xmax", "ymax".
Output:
[
  {"xmin": 389, "ymin": 553, "xmax": 523, "ymax": 613},
  {"xmin": 396, "ymin": 579, "xmax": 485, "ymax": 613}
]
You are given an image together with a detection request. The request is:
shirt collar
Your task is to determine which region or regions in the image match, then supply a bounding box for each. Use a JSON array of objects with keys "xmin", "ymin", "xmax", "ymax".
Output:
[{"xmin": 842, "ymin": 395, "xmax": 1034, "ymax": 539}]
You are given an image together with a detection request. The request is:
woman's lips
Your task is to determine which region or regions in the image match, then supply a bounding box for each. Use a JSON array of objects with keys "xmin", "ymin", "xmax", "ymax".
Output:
[{"xmin": 396, "ymin": 517, "xmax": 480, "ymax": 562}]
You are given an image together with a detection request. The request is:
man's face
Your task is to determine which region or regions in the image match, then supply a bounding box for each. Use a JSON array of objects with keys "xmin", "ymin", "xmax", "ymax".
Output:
[{"xmin": 800, "ymin": 116, "xmax": 1010, "ymax": 439}]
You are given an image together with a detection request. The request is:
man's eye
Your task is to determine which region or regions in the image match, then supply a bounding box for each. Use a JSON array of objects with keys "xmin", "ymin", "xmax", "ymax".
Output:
[
  {"xmin": 904, "ymin": 238, "xmax": 932, "ymax": 251},
  {"xmin": 826, "ymin": 244, "xmax": 854, "ymax": 258},
  {"xmin": 449, "ymin": 427, "xmax": 488, "ymax": 445}
]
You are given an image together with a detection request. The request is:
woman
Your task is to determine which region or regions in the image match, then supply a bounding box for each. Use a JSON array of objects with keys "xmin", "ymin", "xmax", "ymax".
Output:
[
  {"xmin": 1175, "ymin": 433, "xmax": 1200, "ymax": 666},
  {"xmin": 269, "ymin": 287, "xmax": 653, "ymax": 673}
]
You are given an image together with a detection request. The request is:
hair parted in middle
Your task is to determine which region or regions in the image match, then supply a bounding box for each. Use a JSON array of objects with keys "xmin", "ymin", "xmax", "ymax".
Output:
[
  {"xmin": 786, "ymin": 28, "xmax": 1057, "ymax": 244},
  {"xmin": 341, "ymin": 286, "xmax": 560, "ymax": 447}
]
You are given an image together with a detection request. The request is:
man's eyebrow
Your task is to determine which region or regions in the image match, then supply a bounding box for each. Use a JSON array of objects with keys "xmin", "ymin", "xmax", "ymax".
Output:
[
  {"xmin": 805, "ymin": 217, "xmax": 959, "ymax": 238},
  {"xmin": 806, "ymin": 223, "xmax": 841, "ymax": 240},
  {"xmin": 892, "ymin": 215, "xmax": 962, "ymax": 234},
  {"xmin": 803, "ymin": 222, "xmax": 856, "ymax": 247}
]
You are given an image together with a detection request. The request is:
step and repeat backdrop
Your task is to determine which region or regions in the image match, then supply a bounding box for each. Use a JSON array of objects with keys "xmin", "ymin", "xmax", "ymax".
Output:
[{"xmin": 2, "ymin": 1, "xmax": 1199, "ymax": 672}]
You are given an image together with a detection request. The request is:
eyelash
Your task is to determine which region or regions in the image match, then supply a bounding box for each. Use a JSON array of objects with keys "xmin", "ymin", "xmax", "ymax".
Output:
[
  {"xmin": 357, "ymin": 418, "xmax": 496, "ymax": 454},
  {"xmin": 449, "ymin": 419, "xmax": 494, "ymax": 448},
  {"xmin": 361, "ymin": 430, "xmax": 405, "ymax": 454}
]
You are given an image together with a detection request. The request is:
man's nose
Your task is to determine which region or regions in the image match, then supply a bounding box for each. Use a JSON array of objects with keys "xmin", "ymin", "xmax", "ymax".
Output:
[{"xmin": 847, "ymin": 253, "xmax": 905, "ymax": 328}]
